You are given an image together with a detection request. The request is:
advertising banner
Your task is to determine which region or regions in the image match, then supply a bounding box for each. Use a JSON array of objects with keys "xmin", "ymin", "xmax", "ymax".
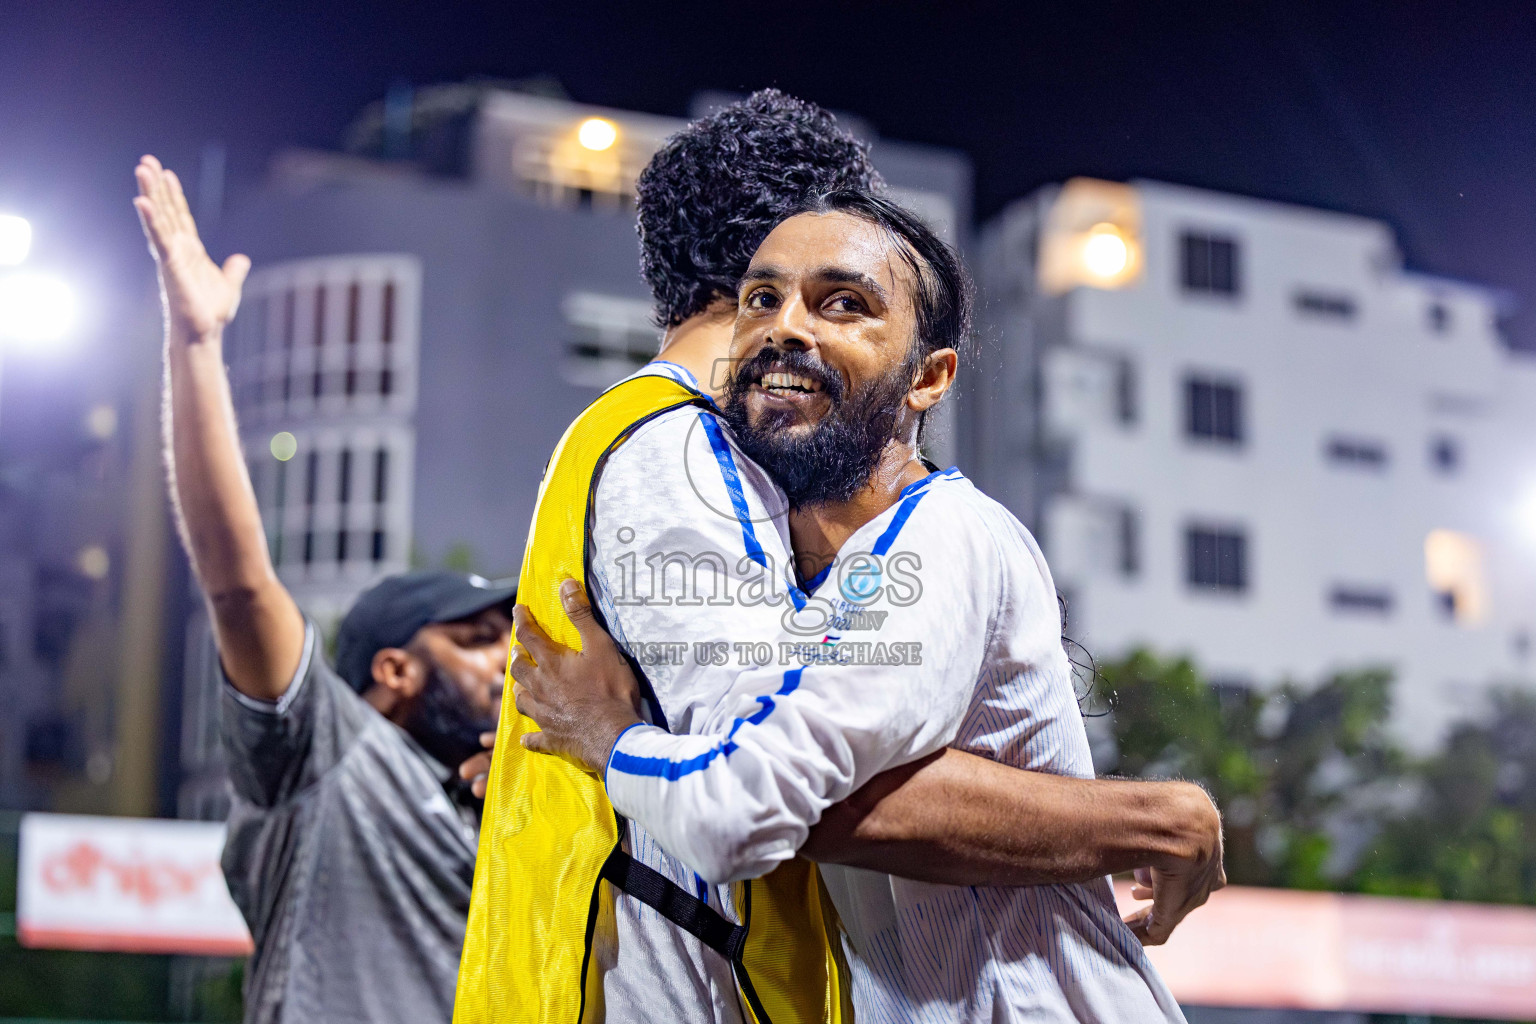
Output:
[
  {"xmin": 1119, "ymin": 881, "xmax": 1536, "ymax": 1019},
  {"xmin": 17, "ymin": 812, "xmax": 253, "ymax": 956}
]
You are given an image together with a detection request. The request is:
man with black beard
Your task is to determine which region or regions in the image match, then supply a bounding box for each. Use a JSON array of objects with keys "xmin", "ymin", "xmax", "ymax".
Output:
[
  {"xmin": 511, "ymin": 191, "xmax": 1213, "ymax": 1022},
  {"xmin": 462, "ymin": 92, "xmax": 1220, "ymax": 1024},
  {"xmin": 134, "ymin": 155, "xmax": 512, "ymax": 1024}
]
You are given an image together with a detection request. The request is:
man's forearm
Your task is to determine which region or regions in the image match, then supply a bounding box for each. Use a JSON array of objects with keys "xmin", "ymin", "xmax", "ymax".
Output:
[
  {"xmin": 802, "ymin": 748, "xmax": 1218, "ymax": 886},
  {"xmin": 164, "ymin": 325, "xmax": 302, "ymax": 699}
]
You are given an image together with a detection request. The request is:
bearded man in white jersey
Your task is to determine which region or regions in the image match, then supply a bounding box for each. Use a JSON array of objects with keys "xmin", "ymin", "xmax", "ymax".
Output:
[{"xmin": 509, "ymin": 186, "xmax": 1218, "ymax": 1022}]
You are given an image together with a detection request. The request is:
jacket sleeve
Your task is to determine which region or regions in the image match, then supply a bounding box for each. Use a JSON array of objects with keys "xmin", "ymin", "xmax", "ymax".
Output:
[{"xmin": 221, "ymin": 620, "xmax": 375, "ymax": 808}]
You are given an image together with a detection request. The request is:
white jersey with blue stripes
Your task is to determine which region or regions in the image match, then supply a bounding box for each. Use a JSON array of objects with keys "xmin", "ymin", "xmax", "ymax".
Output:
[
  {"xmin": 585, "ymin": 363, "xmax": 772, "ymax": 1024},
  {"xmin": 588, "ymin": 364, "xmax": 1183, "ymax": 1023}
]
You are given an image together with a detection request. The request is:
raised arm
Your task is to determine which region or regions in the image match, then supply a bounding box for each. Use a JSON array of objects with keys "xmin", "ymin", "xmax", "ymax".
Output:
[{"xmin": 134, "ymin": 156, "xmax": 304, "ymax": 700}]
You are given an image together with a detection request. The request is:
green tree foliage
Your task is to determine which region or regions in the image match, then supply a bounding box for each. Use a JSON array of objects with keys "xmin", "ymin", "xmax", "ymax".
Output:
[
  {"xmin": 1351, "ymin": 689, "xmax": 1536, "ymax": 904},
  {"xmin": 1099, "ymin": 650, "xmax": 1536, "ymax": 904}
]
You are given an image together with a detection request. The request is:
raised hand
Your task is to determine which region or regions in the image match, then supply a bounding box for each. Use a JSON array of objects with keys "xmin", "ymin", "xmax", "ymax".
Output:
[{"xmin": 132, "ymin": 155, "xmax": 250, "ymax": 340}]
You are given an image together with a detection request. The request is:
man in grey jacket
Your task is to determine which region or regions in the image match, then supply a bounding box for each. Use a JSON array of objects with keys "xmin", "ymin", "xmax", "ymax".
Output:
[{"xmin": 136, "ymin": 155, "xmax": 512, "ymax": 1023}]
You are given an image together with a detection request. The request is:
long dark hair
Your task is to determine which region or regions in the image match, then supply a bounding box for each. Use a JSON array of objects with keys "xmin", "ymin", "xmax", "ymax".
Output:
[{"xmin": 1059, "ymin": 593, "xmax": 1112, "ymax": 717}]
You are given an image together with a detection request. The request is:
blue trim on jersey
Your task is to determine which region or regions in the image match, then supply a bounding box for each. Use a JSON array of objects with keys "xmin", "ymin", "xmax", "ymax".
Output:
[
  {"xmin": 698, "ymin": 412, "xmax": 769, "ymax": 569},
  {"xmin": 608, "ymin": 668, "xmax": 805, "ymax": 780},
  {"xmin": 872, "ymin": 491, "xmax": 926, "ymax": 556},
  {"xmin": 792, "ymin": 468, "xmax": 963, "ymax": 596},
  {"xmin": 625, "ymin": 360, "xmax": 720, "ymax": 411},
  {"xmin": 800, "ymin": 562, "xmax": 833, "ymax": 596},
  {"xmin": 604, "ymin": 721, "xmax": 648, "ymax": 792},
  {"xmin": 648, "ymin": 360, "xmax": 698, "ymax": 388},
  {"xmin": 899, "ymin": 465, "xmax": 963, "ymax": 499},
  {"xmin": 787, "ymin": 584, "xmax": 808, "ymax": 612},
  {"xmin": 867, "ymin": 466, "xmax": 962, "ymax": 556},
  {"xmin": 693, "ymin": 409, "xmax": 816, "ymax": 611}
]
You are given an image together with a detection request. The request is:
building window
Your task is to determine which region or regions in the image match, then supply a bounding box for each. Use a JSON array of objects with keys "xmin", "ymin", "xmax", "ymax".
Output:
[
  {"xmin": 372, "ymin": 446, "xmax": 390, "ymax": 564},
  {"xmin": 1430, "ymin": 435, "xmax": 1460, "ymax": 474},
  {"xmin": 272, "ymin": 454, "xmax": 288, "ymax": 566},
  {"xmin": 24, "ymin": 715, "xmax": 75, "ymax": 770},
  {"xmin": 1118, "ymin": 508, "xmax": 1140, "ymax": 577},
  {"xmin": 1428, "ymin": 301, "xmax": 1451, "ymax": 334},
  {"xmin": 1329, "ymin": 586, "xmax": 1394, "ymax": 615},
  {"xmin": 1294, "ymin": 290, "xmax": 1357, "ymax": 320},
  {"xmin": 1186, "ymin": 526, "xmax": 1248, "ymax": 592},
  {"xmin": 1425, "ymin": 529, "xmax": 1486, "ymax": 626},
  {"xmin": 311, "ymin": 285, "xmax": 327, "ymax": 399},
  {"xmin": 1185, "ymin": 377, "xmax": 1244, "ymax": 444},
  {"xmin": 503, "ymin": 117, "xmax": 655, "ymax": 209},
  {"xmin": 562, "ymin": 292, "xmax": 661, "ymax": 389},
  {"xmin": 253, "ymin": 429, "xmax": 410, "ymax": 580},
  {"xmin": 1180, "ymin": 232, "xmax": 1241, "ymax": 296},
  {"xmin": 1115, "ymin": 358, "xmax": 1138, "ymax": 425},
  {"xmin": 231, "ymin": 255, "xmax": 421, "ymax": 423},
  {"xmin": 1325, "ymin": 436, "xmax": 1388, "ymax": 470}
]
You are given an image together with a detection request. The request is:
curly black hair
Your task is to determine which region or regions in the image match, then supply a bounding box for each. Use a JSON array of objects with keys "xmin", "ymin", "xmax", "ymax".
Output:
[{"xmin": 636, "ymin": 89, "xmax": 883, "ymax": 327}]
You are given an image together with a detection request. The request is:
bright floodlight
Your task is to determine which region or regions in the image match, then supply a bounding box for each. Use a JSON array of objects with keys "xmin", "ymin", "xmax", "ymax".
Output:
[
  {"xmin": 85, "ymin": 403, "xmax": 118, "ymax": 440},
  {"xmin": 578, "ymin": 117, "xmax": 618, "ymax": 151},
  {"xmin": 270, "ymin": 431, "xmax": 298, "ymax": 461},
  {"xmin": 1082, "ymin": 224, "xmax": 1130, "ymax": 279},
  {"xmin": 0, "ymin": 272, "xmax": 76, "ymax": 343},
  {"xmin": 76, "ymin": 545, "xmax": 110, "ymax": 581},
  {"xmin": 0, "ymin": 214, "xmax": 31, "ymax": 266}
]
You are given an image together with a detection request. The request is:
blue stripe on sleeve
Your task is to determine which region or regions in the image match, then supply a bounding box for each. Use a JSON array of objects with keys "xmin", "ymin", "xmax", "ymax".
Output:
[
  {"xmin": 604, "ymin": 721, "xmax": 648, "ymax": 792},
  {"xmin": 609, "ymin": 741, "xmax": 735, "ymax": 781},
  {"xmin": 608, "ymin": 668, "xmax": 805, "ymax": 780}
]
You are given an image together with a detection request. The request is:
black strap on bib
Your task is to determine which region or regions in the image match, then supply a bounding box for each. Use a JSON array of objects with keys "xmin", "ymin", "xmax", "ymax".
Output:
[{"xmin": 599, "ymin": 845, "xmax": 748, "ymax": 963}]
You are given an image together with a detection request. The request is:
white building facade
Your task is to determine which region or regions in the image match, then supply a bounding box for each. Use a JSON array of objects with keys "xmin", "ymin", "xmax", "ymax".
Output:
[{"xmin": 975, "ymin": 178, "xmax": 1536, "ymax": 741}]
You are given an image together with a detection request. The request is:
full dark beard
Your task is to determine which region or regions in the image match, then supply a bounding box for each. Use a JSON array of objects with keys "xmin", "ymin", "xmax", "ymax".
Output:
[
  {"xmin": 721, "ymin": 347, "xmax": 913, "ymax": 509},
  {"xmin": 404, "ymin": 665, "xmax": 499, "ymax": 771}
]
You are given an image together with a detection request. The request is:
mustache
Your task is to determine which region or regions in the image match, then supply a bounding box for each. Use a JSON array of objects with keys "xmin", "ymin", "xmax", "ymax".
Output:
[
  {"xmin": 725, "ymin": 346, "xmax": 847, "ymax": 405},
  {"xmin": 720, "ymin": 349, "xmax": 913, "ymax": 510}
]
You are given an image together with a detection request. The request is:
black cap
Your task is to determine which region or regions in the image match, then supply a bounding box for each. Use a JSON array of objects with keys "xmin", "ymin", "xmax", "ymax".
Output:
[{"xmin": 335, "ymin": 571, "xmax": 517, "ymax": 693}]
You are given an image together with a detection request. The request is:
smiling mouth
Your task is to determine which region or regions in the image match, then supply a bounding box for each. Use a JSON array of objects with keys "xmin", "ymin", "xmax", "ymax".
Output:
[{"xmin": 758, "ymin": 366, "xmax": 825, "ymax": 398}]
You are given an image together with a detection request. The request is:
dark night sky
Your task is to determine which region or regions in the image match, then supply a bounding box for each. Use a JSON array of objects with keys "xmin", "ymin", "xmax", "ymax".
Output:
[{"xmin": 2, "ymin": 0, "xmax": 1534, "ymax": 372}]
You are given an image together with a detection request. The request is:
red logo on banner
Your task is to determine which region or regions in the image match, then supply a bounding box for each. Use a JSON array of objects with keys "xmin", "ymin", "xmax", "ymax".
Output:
[{"xmin": 40, "ymin": 841, "xmax": 218, "ymax": 907}]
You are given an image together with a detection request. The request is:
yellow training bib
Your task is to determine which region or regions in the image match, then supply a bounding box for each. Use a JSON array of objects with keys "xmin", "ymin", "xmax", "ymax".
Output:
[{"xmin": 455, "ymin": 371, "xmax": 851, "ymax": 1023}]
